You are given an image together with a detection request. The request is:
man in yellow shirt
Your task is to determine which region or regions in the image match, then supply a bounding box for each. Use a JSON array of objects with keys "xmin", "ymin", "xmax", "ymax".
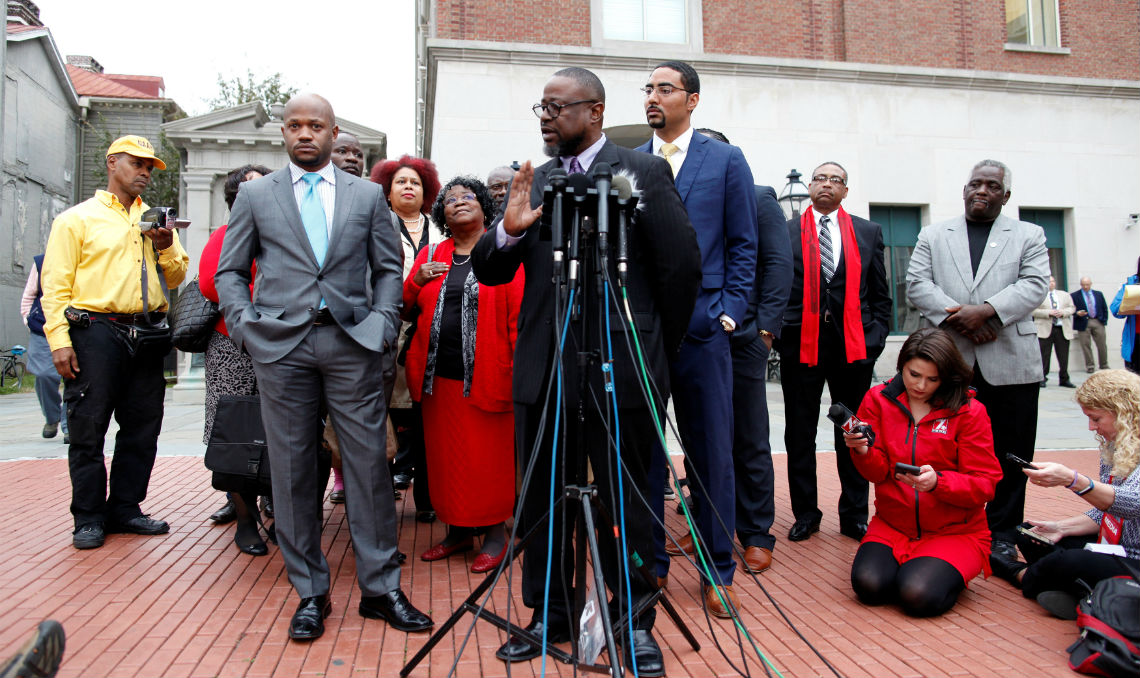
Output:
[{"xmin": 41, "ymin": 135, "xmax": 189, "ymax": 550}]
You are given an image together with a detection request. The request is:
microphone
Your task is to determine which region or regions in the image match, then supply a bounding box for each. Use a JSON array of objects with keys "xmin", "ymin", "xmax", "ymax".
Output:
[
  {"xmin": 611, "ymin": 174, "xmax": 634, "ymax": 284},
  {"xmin": 826, "ymin": 403, "xmax": 876, "ymax": 447},
  {"xmin": 591, "ymin": 162, "xmax": 613, "ymax": 263},
  {"xmin": 547, "ymin": 168, "xmax": 568, "ymax": 284},
  {"xmin": 565, "ymin": 173, "xmax": 592, "ymax": 305}
]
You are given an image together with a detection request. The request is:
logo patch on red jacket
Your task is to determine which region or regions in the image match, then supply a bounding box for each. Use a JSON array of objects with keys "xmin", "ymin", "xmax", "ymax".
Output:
[{"xmin": 932, "ymin": 419, "xmax": 949, "ymax": 434}]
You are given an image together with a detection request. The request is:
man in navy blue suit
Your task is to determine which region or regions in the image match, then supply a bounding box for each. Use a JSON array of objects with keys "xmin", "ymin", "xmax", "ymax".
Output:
[
  {"xmin": 636, "ymin": 61, "xmax": 758, "ymax": 618},
  {"xmin": 1072, "ymin": 276, "xmax": 1110, "ymax": 372}
]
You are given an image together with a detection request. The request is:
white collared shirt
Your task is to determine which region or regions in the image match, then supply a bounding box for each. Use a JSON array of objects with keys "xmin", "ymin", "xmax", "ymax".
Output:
[
  {"xmin": 289, "ymin": 162, "xmax": 337, "ymax": 237},
  {"xmin": 651, "ymin": 125, "xmax": 694, "ymax": 172},
  {"xmin": 814, "ymin": 208, "xmax": 843, "ymax": 271}
]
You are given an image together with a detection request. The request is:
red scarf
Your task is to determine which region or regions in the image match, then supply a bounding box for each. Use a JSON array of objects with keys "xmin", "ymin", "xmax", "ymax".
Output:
[{"xmin": 799, "ymin": 205, "xmax": 866, "ymax": 366}]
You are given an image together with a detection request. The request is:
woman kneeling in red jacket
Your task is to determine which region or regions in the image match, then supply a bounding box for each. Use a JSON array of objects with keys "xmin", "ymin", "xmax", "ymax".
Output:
[{"xmin": 843, "ymin": 328, "xmax": 1003, "ymax": 617}]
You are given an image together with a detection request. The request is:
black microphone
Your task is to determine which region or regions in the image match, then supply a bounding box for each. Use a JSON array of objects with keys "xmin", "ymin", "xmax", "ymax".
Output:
[
  {"xmin": 591, "ymin": 162, "xmax": 613, "ymax": 264},
  {"xmin": 826, "ymin": 403, "xmax": 876, "ymax": 447},
  {"xmin": 611, "ymin": 174, "xmax": 634, "ymax": 284},
  {"xmin": 547, "ymin": 168, "xmax": 568, "ymax": 284},
  {"xmin": 566, "ymin": 173, "xmax": 592, "ymax": 304}
]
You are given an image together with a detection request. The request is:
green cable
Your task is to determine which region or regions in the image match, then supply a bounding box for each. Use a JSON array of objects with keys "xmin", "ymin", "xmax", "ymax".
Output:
[{"xmin": 619, "ymin": 287, "xmax": 787, "ymax": 678}]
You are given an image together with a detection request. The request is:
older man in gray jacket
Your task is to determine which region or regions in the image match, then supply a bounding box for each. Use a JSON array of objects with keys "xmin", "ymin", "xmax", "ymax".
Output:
[{"xmin": 906, "ymin": 159, "xmax": 1049, "ymax": 564}]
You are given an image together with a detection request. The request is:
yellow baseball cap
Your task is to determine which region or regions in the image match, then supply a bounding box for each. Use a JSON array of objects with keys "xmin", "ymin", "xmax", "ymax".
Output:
[{"xmin": 106, "ymin": 135, "xmax": 167, "ymax": 170}]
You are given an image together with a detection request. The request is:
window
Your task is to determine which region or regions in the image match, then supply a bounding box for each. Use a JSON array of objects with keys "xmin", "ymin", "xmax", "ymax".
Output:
[
  {"xmin": 1006, "ymin": 0, "xmax": 1060, "ymax": 48},
  {"xmin": 1019, "ymin": 208, "xmax": 1067, "ymax": 287},
  {"xmin": 869, "ymin": 206, "xmax": 923, "ymax": 335},
  {"xmin": 595, "ymin": 0, "xmax": 698, "ymax": 48}
]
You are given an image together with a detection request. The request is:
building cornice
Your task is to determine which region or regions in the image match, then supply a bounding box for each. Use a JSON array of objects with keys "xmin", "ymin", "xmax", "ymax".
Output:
[{"xmin": 425, "ymin": 39, "xmax": 1140, "ymax": 100}]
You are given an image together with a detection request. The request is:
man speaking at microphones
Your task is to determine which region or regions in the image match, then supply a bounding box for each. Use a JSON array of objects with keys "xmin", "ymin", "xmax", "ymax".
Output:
[{"xmin": 472, "ymin": 67, "xmax": 700, "ymax": 675}]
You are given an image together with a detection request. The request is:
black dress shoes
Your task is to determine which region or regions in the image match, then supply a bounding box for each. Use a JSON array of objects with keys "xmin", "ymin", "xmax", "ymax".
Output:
[
  {"xmin": 392, "ymin": 472, "xmax": 412, "ymax": 490},
  {"xmin": 989, "ymin": 542, "xmax": 1028, "ymax": 587},
  {"xmin": 840, "ymin": 521, "xmax": 868, "ymax": 541},
  {"xmin": 1059, "ymin": 380, "xmax": 1076, "ymax": 388},
  {"xmin": 359, "ymin": 589, "xmax": 433, "ymax": 632},
  {"xmin": 107, "ymin": 515, "xmax": 169, "ymax": 535},
  {"xmin": 495, "ymin": 620, "xmax": 572, "ymax": 662},
  {"xmin": 787, "ymin": 517, "xmax": 821, "ymax": 542},
  {"xmin": 289, "ymin": 595, "xmax": 331, "ymax": 641},
  {"xmin": 73, "ymin": 523, "xmax": 104, "ymax": 549},
  {"xmin": 209, "ymin": 499, "xmax": 237, "ymax": 524},
  {"xmin": 623, "ymin": 629, "xmax": 664, "ymax": 677}
]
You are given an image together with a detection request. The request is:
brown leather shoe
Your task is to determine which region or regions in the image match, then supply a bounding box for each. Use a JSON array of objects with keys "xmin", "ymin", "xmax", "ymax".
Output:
[
  {"xmin": 656, "ymin": 575, "xmax": 668, "ymax": 589},
  {"xmin": 741, "ymin": 546, "xmax": 773, "ymax": 574},
  {"xmin": 665, "ymin": 533, "xmax": 694, "ymax": 556},
  {"xmin": 703, "ymin": 584, "xmax": 740, "ymax": 619}
]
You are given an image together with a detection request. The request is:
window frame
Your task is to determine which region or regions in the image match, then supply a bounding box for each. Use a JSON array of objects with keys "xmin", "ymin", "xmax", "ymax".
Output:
[
  {"xmin": 869, "ymin": 204, "xmax": 924, "ymax": 336},
  {"xmin": 590, "ymin": 0, "xmax": 703, "ymax": 53},
  {"xmin": 1004, "ymin": 0, "xmax": 1069, "ymax": 54}
]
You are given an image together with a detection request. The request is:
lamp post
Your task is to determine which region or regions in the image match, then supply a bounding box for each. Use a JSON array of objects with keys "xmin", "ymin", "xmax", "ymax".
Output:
[{"xmin": 777, "ymin": 169, "xmax": 811, "ymax": 221}]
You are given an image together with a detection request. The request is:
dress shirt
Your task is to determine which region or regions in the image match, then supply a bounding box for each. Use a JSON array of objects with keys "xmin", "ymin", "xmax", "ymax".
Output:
[
  {"xmin": 41, "ymin": 190, "xmax": 189, "ymax": 351},
  {"xmin": 814, "ymin": 208, "xmax": 843, "ymax": 273},
  {"xmin": 650, "ymin": 124, "xmax": 694, "ymax": 172},
  {"xmin": 496, "ymin": 135, "xmax": 610, "ymax": 250},
  {"xmin": 289, "ymin": 162, "xmax": 336, "ymax": 237}
]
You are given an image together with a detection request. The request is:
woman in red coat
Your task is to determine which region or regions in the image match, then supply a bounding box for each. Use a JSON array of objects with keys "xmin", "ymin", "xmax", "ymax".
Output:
[
  {"xmin": 843, "ymin": 328, "xmax": 1002, "ymax": 616},
  {"xmin": 403, "ymin": 176, "xmax": 523, "ymax": 573}
]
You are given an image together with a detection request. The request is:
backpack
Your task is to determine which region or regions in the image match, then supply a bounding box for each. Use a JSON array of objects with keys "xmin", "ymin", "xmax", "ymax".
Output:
[{"xmin": 1068, "ymin": 569, "xmax": 1140, "ymax": 678}]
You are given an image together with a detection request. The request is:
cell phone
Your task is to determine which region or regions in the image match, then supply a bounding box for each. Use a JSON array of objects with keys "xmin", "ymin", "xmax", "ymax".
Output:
[
  {"xmin": 1005, "ymin": 453, "xmax": 1039, "ymax": 470},
  {"xmin": 827, "ymin": 403, "xmax": 876, "ymax": 447},
  {"xmin": 895, "ymin": 462, "xmax": 922, "ymax": 476},
  {"xmin": 1017, "ymin": 524, "xmax": 1053, "ymax": 545}
]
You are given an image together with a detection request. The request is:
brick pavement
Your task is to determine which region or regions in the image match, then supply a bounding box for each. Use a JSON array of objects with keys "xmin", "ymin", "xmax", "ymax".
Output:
[{"xmin": 0, "ymin": 448, "xmax": 1099, "ymax": 677}]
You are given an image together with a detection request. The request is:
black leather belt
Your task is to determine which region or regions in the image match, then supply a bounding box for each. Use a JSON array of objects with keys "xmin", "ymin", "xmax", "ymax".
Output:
[
  {"xmin": 89, "ymin": 310, "xmax": 166, "ymax": 325},
  {"xmin": 312, "ymin": 308, "xmax": 335, "ymax": 326}
]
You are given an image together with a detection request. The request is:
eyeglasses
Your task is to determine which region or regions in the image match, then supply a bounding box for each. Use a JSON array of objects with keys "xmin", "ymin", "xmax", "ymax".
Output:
[
  {"xmin": 443, "ymin": 192, "xmax": 477, "ymax": 207},
  {"xmin": 531, "ymin": 100, "xmax": 597, "ymax": 119},
  {"xmin": 811, "ymin": 175, "xmax": 847, "ymax": 186},
  {"xmin": 641, "ymin": 84, "xmax": 690, "ymax": 97}
]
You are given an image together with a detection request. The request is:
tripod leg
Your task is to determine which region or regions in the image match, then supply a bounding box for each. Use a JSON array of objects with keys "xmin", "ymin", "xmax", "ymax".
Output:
[{"xmin": 580, "ymin": 495, "xmax": 624, "ymax": 678}]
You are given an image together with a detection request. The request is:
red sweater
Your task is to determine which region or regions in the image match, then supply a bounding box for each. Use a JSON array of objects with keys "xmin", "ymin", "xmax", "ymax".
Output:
[
  {"xmin": 402, "ymin": 239, "xmax": 523, "ymax": 413},
  {"xmin": 197, "ymin": 224, "xmax": 254, "ymax": 337},
  {"xmin": 853, "ymin": 377, "xmax": 1002, "ymax": 539}
]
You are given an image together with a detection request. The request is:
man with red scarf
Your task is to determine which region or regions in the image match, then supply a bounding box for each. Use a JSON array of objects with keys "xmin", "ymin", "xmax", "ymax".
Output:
[{"xmin": 777, "ymin": 161, "xmax": 891, "ymax": 543}]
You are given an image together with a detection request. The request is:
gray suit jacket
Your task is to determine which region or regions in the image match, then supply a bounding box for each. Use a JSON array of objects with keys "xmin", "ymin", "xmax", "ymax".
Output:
[
  {"xmin": 216, "ymin": 166, "xmax": 403, "ymax": 363},
  {"xmin": 906, "ymin": 212, "xmax": 1050, "ymax": 386}
]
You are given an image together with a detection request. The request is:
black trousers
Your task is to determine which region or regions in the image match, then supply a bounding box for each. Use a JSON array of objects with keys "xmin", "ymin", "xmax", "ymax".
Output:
[
  {"xmin": 1039, "ymin": 325, "xmax": 1071, "ymax": 383},
  {"xmin": 1017, "ymin": 530, "xmax": 1132, "ymax": 599},
  {"xmin": 65, "ymin": 321, "xmax": 166, "ymax": 529},
  {"xmin": 731, "ymin": 334, "xmax": 776, "ymax": 551},
  {"xmin": 516, "ymin": 398, "xmax": 657, "ymax": 630},
  {"xmin": 971, "ymin": 365, "xmax": 1039, "ymax": 543},
  {"xmin": 390, "ymin": 405, "xmax": 431, "ymax": 511},
  {"xmin": 780, "ymin": 328, "xmax": 873, "ymax": 527}
]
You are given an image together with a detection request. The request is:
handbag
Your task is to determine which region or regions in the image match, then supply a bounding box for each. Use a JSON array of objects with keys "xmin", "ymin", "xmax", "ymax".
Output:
[
  {"xmin": 204, "ymin": 395, "xmax": 272, "ymax": 493},
  {"xmin": 170, "ymin": 277, "xmax": 220, "ymax": 352},
  {"xmin": 1119, "ymin": 285, "xmax": 1140, "ymax": 316}
]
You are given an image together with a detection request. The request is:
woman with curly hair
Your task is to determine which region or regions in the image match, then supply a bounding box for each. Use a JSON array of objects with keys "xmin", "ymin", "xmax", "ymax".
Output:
[
  {"xmin": 365, "ymin": 156, "xmax": 443, "ymax": 517},
  {"xmin": 403, "ymin": 176, "xmax": 523, "ymax": 573},
  {"xmin": 990, "ymin": 369, "xmax": 1140, "ymax": 619}
]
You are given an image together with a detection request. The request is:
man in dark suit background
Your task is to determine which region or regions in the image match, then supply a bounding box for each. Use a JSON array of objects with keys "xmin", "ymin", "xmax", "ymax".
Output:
[
  {"xmin": 1072, "ymin": 276, "xmax": 1110, "ymax": 372},
  {"xmin": 634, "ymin": 62, "xmax": 758, "ymax": 618},
  {"xmin": 472, "ymin": 67, "xmax": 700, "ymax": 676},
  {"xmin": 778, "ymin": 161, "xmax": 891, "ymax": 543},
  {"xmin": 217, "ymin": 93, "xmax": 432, "ymax": 642}
]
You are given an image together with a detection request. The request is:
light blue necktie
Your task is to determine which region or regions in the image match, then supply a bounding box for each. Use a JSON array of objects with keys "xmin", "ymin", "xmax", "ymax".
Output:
[{"xmin": 301, "ymin": 172, "xmax": 328, "ymax": 308}]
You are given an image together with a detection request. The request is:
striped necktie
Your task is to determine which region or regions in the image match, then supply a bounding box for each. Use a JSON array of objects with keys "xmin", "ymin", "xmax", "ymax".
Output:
[{"xmin": 818, "ymin": 215, "xmax": 836, "ymax": 282}]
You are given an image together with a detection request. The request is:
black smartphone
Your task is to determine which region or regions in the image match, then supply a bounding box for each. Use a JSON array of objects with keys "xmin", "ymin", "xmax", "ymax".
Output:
[
  {"xmin": 895, "ymin": 462, "xmax": 922, "ymax": 476},
  {"xmin": 1005, "ymin": 453, "xmax": 1039, "ymax": 470}
]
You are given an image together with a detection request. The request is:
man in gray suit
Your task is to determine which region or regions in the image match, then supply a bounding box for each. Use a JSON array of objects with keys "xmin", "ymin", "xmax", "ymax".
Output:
[
  {"xmin": 216, "ymin": 93, "xmax": 432, "ymax": 641},
  {"xmin": 906, "ymin": 159, "xmax": 1049, "ymax": 564}
]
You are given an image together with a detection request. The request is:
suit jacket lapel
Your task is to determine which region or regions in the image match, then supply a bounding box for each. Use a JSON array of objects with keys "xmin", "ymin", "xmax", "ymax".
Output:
[
  {"xmin": 672, "ymin": 135, "xmax": 707, "ymax": 202},
  {"xmin": 972, "ymin": 214, "xmax": 1014, "ymax": 289},
  {"xmin": 328, "ymin": 170, "xmax": 355, "ymax": 262},
  {"xmin": 595, "ymin": 140, "xmax": 624, "ymax": 175},
  {"xmin": 944, "ymin": 216, "xmax": 976, "ymax": 290},
  {"xmin": 271, "ymin": 171, "xmax": 319, "ymax": 268}
]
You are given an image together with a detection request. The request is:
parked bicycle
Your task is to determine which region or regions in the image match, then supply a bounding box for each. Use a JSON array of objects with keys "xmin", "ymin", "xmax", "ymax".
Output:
[{"xmin": 1, "ymin": 345, "xmax": 27, "ymax": 389}]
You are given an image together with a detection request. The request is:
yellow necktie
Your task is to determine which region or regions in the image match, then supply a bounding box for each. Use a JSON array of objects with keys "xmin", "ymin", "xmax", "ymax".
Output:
[{"xmin": 661, "ymin": 143, "xmax": 681, "ymax": 177}]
